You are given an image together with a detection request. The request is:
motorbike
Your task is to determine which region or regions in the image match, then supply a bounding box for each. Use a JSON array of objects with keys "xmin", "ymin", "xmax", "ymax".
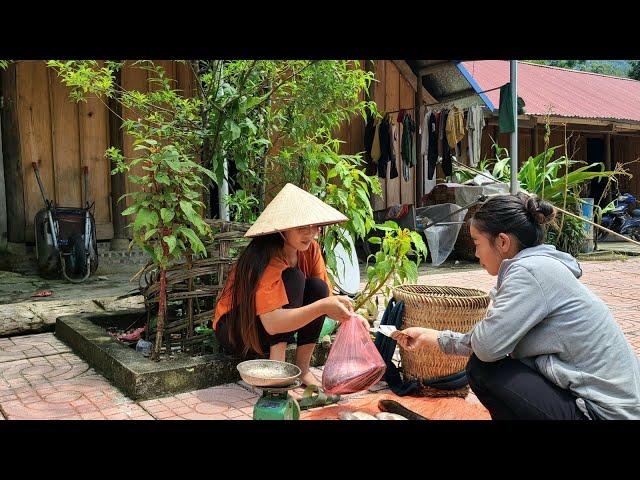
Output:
[{"xmin": 598, "ymin": 193, "xmax": 640, "ymax": 241}]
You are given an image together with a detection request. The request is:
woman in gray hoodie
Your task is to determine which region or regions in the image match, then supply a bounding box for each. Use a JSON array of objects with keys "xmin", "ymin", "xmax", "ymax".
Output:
[{"xmin": 397, "ymin": 194, "xmax": 640, "ymax": 420}]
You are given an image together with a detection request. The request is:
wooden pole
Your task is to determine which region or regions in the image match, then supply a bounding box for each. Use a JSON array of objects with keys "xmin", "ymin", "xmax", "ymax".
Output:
[
  {"xmin": 0, "ymin": 107, "xmax": 7, "ymax": 251},
  {"xmin": 108, "ymin": 66, "xmax": 128, "ymax": 248},
  {"xmin": 415, "ymin": 74, "xmax": 424, "ymax": 202}
]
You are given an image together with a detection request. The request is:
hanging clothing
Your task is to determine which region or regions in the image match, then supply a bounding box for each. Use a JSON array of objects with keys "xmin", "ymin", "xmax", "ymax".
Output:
[
  {"xmin": 498, "ymin": 82, "xmax": 515, "ymax": 134},
  {"xmin": 389, "ymin": 121, "xmax": 400, "ymax": 179},
  {"xmin": 364, "ymin": 115, "xmax": 379, "ymax": 176},
  {"xmin": 466, "ymin": 105, "xmax": 486, "ymax": 167},
  {"xmin": 377, "ymin": 115, "xmax": 398, "ymax": 179},
  {"xmin": 445, "ymin": 106, "xmax": 466, "ymax": 149},
  {"xmin": 421, "ymin": 108, "xmax": 436, "ymax": 193},
  {"xmin": 427, "ymin": 112, "xmax": 438, "ymax": 181},
  {"xmin": 371, "ymin": 119, "xmax": 382, "ymax": 162},
  {"xmin": 401, "ymin": 113, "xmax": 416, "ymax": 182},
  {"xmin": 440, "ymin": 110, "xmax": 453, "ymax": 177}
]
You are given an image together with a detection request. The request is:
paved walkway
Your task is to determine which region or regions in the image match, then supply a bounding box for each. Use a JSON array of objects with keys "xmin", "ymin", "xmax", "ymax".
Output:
[{"xmin": 1, "ymin": 257, "xmax": 639, "ymax": 420}]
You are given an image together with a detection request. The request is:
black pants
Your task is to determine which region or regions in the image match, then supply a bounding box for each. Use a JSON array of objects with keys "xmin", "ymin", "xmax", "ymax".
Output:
[
  {"xmin": 466, "ymin": 354, "xmax": 589, "ymax": 420},
  {"xmin": 216, "ymin": 267, "xmax": 328, "ymax": 357}
]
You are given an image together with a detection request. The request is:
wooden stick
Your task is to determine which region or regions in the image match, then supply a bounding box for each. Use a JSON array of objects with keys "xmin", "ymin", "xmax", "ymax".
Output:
[{"xmin": 553, "ymin": 205, "xmax": 640, "ymax": 248}]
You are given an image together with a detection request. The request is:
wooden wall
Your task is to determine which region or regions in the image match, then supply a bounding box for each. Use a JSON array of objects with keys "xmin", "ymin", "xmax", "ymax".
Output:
[
  {"xmin": 367, "ymin": 60, "xmax": 416, "ymax": 211},
  {"xmin": 0, "ymin": 61, "xmax": 112, "ymax": 243},
  {"xmin": 617, "ymin": 136, "xmax": 640, "ymax": 196},
  {"xmin": 1, "ymin": 60, "xmax": 194, "ymax": 243}
]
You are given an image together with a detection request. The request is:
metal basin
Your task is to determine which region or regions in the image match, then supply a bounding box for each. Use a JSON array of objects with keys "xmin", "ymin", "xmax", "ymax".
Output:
[{"xmin": 237, "ymin": 360, "xmax": 301, "ymax": 387}]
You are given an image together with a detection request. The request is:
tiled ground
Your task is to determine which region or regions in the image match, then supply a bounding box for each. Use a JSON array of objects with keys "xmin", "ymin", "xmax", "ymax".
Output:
[
  {"xmin": 1, "ymin": 257, "xmax": 639, "ymax": 420},
  {"xmin": 0, "ymin": 333, "xmax": 71, "ymax": 363}
]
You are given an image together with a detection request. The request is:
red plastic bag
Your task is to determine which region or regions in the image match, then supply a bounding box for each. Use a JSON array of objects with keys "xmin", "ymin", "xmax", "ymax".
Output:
[{"xmin": 322, "ymin": 313, "xmax": 386, "ymax": 395}]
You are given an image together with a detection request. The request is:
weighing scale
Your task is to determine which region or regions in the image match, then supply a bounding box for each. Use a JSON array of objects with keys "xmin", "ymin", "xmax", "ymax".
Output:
[
  {"xmin": 237, "ymin": 359, "xmax": 303, "ymax": 421},
  {"xmin": 252, "ymin": 380, "xmax": 302, "ymax": 420}
]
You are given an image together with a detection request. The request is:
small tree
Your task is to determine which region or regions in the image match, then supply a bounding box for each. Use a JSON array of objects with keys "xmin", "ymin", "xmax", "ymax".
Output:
[
  {"xmin": 629, "ymin": 61, "xmax": 640, "ymax": 81},
  {"xmin": 49, "ymin": 60, "xmax": 214, "ymax": 359}
]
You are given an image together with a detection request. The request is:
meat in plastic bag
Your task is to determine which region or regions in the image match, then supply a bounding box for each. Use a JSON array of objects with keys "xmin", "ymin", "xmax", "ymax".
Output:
[{"xmin": 321, "ymin": 313, "xmax": 386, "ymax": 395}]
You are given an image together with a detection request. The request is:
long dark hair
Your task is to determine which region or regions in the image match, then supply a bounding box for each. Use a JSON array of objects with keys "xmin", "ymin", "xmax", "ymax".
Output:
[
  {"xmin": 471, "ymin": 193, "xmax": 556, "ymax": 251},
  {"xmin": 225, "ymin": 233, "xmax": 284, "ymax": 356}
]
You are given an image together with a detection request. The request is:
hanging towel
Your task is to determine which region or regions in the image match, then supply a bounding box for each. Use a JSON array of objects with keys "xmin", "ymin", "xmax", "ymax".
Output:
[{"xmin": 498, "ymin": 82, "xmax": 515, "ymax": 134}]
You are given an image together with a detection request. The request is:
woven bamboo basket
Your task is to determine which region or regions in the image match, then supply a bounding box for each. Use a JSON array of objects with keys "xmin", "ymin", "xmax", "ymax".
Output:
[{"xmin": 393, "ymin": 284, "xmax": 490, "ymax": 397}]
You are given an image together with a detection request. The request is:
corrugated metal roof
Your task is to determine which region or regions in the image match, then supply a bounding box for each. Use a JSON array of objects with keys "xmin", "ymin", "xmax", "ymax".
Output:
[{"xmin": 460, "ymin": 60, "xmax": 640, "ymax": 123}]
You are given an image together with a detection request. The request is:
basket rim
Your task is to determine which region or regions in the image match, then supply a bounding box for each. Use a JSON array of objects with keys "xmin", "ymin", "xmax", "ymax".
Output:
[{"xmin": 393, "ymin": 284, "xmax": 489, "ymax": 300}]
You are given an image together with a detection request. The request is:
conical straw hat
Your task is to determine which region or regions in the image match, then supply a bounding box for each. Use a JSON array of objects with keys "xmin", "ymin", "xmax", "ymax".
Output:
[{"xmin": 244, "ymin": 183, "xmax": 348, "ymax": 238}]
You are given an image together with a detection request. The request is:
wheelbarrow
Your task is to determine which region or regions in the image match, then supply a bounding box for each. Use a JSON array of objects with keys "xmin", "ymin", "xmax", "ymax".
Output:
[{"xmin": 32, "ymin": 162, "xmax": 98, "ymax": 283}]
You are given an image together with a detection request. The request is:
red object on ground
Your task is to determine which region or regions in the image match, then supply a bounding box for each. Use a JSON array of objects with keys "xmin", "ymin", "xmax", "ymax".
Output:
[
  {"xmin": 31, "ymin": 290, "xmax": 53, "ymax": 297},
  {"xmin": 117, "ymin": 327, "xmax": 146, "ymax": 342}
]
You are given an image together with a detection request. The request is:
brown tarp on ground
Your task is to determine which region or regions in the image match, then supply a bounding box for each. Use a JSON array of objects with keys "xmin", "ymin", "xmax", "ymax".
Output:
[{"xmin": 300, "ymin": 392, "xmax": 491, "ymax": 420}]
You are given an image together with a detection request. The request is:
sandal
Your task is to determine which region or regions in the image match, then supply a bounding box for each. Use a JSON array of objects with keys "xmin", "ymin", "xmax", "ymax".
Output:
[{"xmin": 298, "ymin": 384, "xmax": 341, "ymax": 410}]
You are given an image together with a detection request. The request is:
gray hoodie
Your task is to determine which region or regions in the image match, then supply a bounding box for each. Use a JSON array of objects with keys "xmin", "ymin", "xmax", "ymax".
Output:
[{"xmin": 438, "ymin": 244, "xmax": 640, "ymax": 420}]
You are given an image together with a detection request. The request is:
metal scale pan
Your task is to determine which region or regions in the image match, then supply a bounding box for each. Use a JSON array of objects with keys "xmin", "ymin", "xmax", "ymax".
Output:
[{"xmin": 237, "ymin": 359, "xmax": 302, "ymax": 388}]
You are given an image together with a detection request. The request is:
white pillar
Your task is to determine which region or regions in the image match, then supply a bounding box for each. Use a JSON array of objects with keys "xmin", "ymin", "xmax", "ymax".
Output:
[{"xmin": 218, "ymin": 158, "xmax": 230, "ymax": 221}]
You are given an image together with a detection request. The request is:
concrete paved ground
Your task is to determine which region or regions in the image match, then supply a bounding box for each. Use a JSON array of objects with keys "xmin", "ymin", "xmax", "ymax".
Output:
[{"xmin": 1, "ymin": 257, "xmax": 639, "ymax": 420}]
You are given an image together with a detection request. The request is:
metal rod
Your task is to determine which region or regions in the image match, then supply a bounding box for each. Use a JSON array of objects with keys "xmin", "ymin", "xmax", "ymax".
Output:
[
  {"xmin": 32, "ymin": 162, "xmax": 50, "ymax": 208},
  {"xmin": 510, "ymin": 61, "xmax": 519, "ymax": 195},
  {"xmin": 424, "ymin": 195, "xmax": 487, "ymax": 229}
]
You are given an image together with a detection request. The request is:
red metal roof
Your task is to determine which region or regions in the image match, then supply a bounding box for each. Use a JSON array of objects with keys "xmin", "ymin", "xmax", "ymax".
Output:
[{"xmin": 461, "ymin": 60, "xmax": 640, "ymax": 123}]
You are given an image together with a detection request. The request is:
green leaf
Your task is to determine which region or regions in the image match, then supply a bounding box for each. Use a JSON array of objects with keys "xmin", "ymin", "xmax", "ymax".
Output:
[
  {"xmin": 409, "ymin": 231, "xmax": 428, "ymax": 257},
  {"xmin": 155, "ymin": 172, "xmax": 171, "ymax": 185},
  {"xmin": 178, "ymin": 227, "xmax": 207, "ymax": 257},
  {"xmin": 367, "ymin": 236, "xmax": 382, "ymax": 244},
  {"xmin": 163, "ymin": 148, "xmax": 182, "ymax": 172},
  {"xmin": 144, "ymin": 228, "xmax": 158, "ymax": 241},
  {"xmin": 229, "ymin": 121, "xmax": 241, "ymax": 140},
  {"xmin": 163, "ymin": 235, "xmax": 177, "ymax": 254},
  {"xmin": 402, "ymin": 258, "xmax": 418, "ymax": 282},
  {"xmin": 161, "ymin": 208, "xmax": 175, "ymax": 224},
  {"xmin": 121, "ymin": 205, "xmax": 138, "ymax": 216},
  {"xmin": 134, "ymin": 209, "xmax": 159, "ymax": 231},
  {"xmin": 179, "ymin": 200, "xmax": 208, "ymax": 235}
]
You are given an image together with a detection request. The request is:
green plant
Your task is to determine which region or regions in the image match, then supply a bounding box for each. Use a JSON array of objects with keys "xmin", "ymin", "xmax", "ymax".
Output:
[
  {"xmin": 353, "ymin": 221, "xmax": 428, "ymax": 312},
  {"xmin": 223, "ymin": 190, "xmax": 259, "ymax": 223},
  {"xmin": 49, "ymin": 60, "xmax": 213, "ymax": 360},
  {"xmin": 545, "ymin": 214, "xmax": 586, "ymax": 257},
  {"xmin": 453, "ymin": 140, "xmax": 511, "ymax": 184}
]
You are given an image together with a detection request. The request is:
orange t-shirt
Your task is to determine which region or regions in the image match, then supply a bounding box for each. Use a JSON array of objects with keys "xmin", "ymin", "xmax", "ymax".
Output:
[{"xmin": 212, "ymin": 240, "xmax": 332, "ymax": 329}]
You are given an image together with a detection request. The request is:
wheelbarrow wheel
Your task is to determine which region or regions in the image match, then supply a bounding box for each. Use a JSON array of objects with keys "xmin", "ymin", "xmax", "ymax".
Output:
[{"xmin": 67, "ymin": 233, "xmax": 88, "ymax": 278}]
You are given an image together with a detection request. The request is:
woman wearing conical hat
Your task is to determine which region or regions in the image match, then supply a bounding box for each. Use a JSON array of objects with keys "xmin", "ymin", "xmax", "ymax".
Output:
[{"xmin": 213, "ymin": 183, "xmax": 368, "ymax": 391}]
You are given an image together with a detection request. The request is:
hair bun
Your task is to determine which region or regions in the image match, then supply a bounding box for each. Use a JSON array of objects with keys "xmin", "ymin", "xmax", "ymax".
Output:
[{"xmin": 525, "ymin": 196, "xmax": 556, "ymax": 225}]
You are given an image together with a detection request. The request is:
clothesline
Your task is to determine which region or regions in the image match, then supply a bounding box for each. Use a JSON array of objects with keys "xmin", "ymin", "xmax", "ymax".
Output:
[
  {"xmin": 383, "ymin": 107, "xmax": 416, "ymax": 115},
  {"xmin": 421, "ymin": 84, "xmax": 503, "ymax": 107}
]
